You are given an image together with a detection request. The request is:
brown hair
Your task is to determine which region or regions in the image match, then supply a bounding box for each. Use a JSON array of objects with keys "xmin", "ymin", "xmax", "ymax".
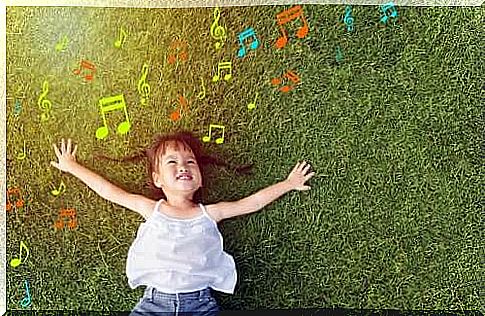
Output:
[{"xmin": 96, "ymin": 131, "xmax": 253, "ymax": 203}]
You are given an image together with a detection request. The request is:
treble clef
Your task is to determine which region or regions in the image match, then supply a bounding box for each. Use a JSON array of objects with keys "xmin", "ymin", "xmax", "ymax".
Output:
[
  {"xmin": 344, "ymin": 6, "xmax": 354, "ymax": 32},
  {"xmin": 37, "ymin": 80, "xmax": 52, "ymax": 122},
  {"xmin": 137, "ymin": 64, "xmax": 151, "ymax": 105},
  {"xmin": 210, "ymin": 7, "xmax": 226, "ymax": 50}
]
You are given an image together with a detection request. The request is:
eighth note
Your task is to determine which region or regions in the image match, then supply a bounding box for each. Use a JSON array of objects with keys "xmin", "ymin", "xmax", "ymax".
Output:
[
  {"xmin": 54, "ymin": 208, "xmax": 77, "ymax": 229},
  {"xmin": 237, "ymin": 27, "xmax": 259, "ymax": 58},
  {"xmin": 51, "ymin": 181, "xmax": 66, "ymax": 196},
  {"xmin": 247, "ymin": 92, "xmax": 258, "ymax": 110},
  {"xmin": 95, "ymin": 94, "xmax": 131, "ymax": 140},
  {"xmin": 73, "ymin": 59, "xmax": 96, "ymax": 81},
  {"xmin": 114, "ymin": 27, "xmax": 127, "ymax": 48},
  {"xmin": 212, "ymin": 61, "xmax": 232, "ymax": 82},
  {"xmin": 271, "ymin": 70, "xmax": 300, "ymax": 93},
  {"xmin": 55, "ymin": 35, "xmax": 69, "ymax": 52},
  {"xmin": 380, "ymin": 2, "xmax": 398, "ymax": 24},
  {"xmin": 202, "ymin": 124, "xmax": 225, "ymax": 144},
  {"xmin": 10, "ymin": 241, "xmax": 29, "ymax": 268},
  {"xmin": 275, "ymin": 5, "xmax": 309, "ymax": 49}
]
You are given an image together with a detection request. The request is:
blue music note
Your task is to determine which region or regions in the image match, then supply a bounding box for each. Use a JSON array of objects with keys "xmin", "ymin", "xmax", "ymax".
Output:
[{"xmin": 237, "ymin": 27, "xmax": 259, "ymax": 58}]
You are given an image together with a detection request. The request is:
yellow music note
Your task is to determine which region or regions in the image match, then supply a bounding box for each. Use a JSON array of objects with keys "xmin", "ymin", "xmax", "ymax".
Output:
[
  {"xmin": 16, "ymin": 140, "xmax": 26, "ymax": 160},
  {"xmin": 51, "ymin": 181, "xmax": 66, "ymax": 196},
  {"xmin": 197, "ymin": 77, "xmax": 206, "ymax": 100},
  {"xmin": 55, "ymin": 35, "xmax": 69, "ymax": 52},
  {"xmin": 248, "ymin": 92, "xmax": 258, "ymax": 110},
  {"xmin": 210, "ymin": 7, "xmax": 226, "ymax": 49},
  {"xmin": 95, "ymin": 94, "xmax": 131, "ymax": 140},
  {"xmin": 10, "ymin": 241, "xmax": 29, "ymax": 268},
  {"xmin": 114, "ymin": 27, "xmax": 127, "ymax": 48},
  {"xmin": 212, "ymin": 62, "xmax": 232, "ymax": 82},
  {"xmin": 202, "ymin": 124, "xmax": 225, "ymax": 144},
  {"xmin": 137, "ymin": 64, "xmax": 151, "ymax": 105}
]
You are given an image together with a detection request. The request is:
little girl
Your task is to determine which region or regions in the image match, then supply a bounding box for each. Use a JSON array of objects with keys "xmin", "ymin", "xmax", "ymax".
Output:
[{"xmin": 50, "ymin": 131, "xmax": 315, "ymax": 315}]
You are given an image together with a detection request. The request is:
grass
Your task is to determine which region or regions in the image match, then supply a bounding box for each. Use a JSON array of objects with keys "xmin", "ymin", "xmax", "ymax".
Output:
[{"xmin": 5, "ymin": 4, "xmax": 483, "ymax": 312}]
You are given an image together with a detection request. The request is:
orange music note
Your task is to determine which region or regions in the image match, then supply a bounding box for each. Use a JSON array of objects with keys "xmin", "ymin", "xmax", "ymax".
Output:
[
  {"xmin": 167, "ymin": 39, "xmax": 188, "ymax": 64},
  {"xmin": 10, "ymin": 241, "xmax": 29, "ymax": 268},
  {"xmin": 271, "ymin": 70, "xmax": 300, "ymax": 93},
  {"xmin": 95, "ymin": 94, "xmax": 131, "ymax": 140},
  {"xmin": 6, "ymin": 187, "xmax": 24, "ymax": 213},
  {"xmin": 202, "ymin": 124, "xmax": 225, "ymax": 144},
  {"xmin": 169, "ymin": 95, "xmax": 189, "ymax": 122},
  {"xmin": 212, "ymin": 62, "xmax": 232, "ymax": 82},
  {"xmin": 275, "ymin": 5, "xmax": 309, "ymax": 49},
  {"xmin": 73, "ymin": 59, "xmax": 96, "ymax": 81},
  {"xmin": 54, "ymin": 208, "xmax": 77, "ymax": 229}
]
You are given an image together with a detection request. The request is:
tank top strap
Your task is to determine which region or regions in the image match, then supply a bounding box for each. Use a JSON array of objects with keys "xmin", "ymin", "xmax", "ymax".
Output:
[
  {"xmin": 153, "ymin": 199, "xmax": 164, "ymax": 214},
  {"xmin": 198, "ymin": 203, "xmax": 213, "ymax": 221}
]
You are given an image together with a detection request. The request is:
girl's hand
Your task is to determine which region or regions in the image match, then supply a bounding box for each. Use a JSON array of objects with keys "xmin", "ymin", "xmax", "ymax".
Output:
[
  {"xmin": 50, "ymin": 138, "xmax": 78, "ymax": 173},
  {"xmin": 286, "ymin": 161, "xmax": 315, "ymax": 191}
]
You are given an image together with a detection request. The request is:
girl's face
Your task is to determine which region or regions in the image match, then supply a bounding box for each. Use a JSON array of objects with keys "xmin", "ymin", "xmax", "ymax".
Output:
[{"xmin": 152, "ymin": 141, "xmax": 202, "ymax": 194}]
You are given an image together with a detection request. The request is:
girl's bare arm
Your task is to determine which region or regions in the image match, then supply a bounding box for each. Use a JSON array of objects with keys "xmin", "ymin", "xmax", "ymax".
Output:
[
  {"xmin": 207, "ymin": 161, "xmax": 315, "ymax": 222},
  {"xmin": 50, "ymin": 139, "xmax": 155, "ymax": 219}
]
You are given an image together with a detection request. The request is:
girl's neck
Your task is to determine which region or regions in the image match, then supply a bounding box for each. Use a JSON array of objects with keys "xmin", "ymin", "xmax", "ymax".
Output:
[{"xmin": 164, "ymin": 195, "xmax": 196, "ymax": 209}]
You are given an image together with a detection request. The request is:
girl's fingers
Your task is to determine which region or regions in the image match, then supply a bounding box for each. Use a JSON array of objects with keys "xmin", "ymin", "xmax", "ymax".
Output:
[
  {"xmin": 291, "ymin": 162, "xmax": 300, "ymax": 174},
  {"xmin": 52, "ymin": 143, "xmax": 61, "ymax": 158},
  {"xmin": 72, "ymin": 144, "xmax": 78, "ymax": 157},
  {"xmin": 302, "ymin": 163, "xmax": 311, "ymax": 174},
  {"xmin": 50, "ymin": 161, "xmax": 59, "ymax": 169},
  {"xmin": 305, "ymin": 172, "xmax": 316, "ymax": 181},
  {"xmin": 61, "ymin": 138, "xmax": 66, "ymax": 153},
  {"xmin": 67, "ymin": 139, "xmax": 72, "ymax": 153}
]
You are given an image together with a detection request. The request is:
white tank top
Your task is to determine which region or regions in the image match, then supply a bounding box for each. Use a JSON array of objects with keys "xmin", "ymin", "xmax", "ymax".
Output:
[{"xmin": 126, "ymin": 199, "xmax": 237, "ymax": 294}]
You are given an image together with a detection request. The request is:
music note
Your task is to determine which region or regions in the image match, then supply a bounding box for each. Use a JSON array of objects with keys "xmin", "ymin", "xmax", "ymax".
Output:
[
  {"xmin": 167, "ymin": 39, "xmax": 188, "ymax": 64},
  {"xmin": 137, "ymin": 64, "xmax": 151, "ymax": 105},
  {"xmin": 13, "ymin": 99, "xmax": 22, "ymax": 116},
  {"xmin": 202, "ymin": 124, "xmax": 225, "ymax": 144},
  {"xmin": 20, "ymin": 280, "xmax": 31, "ymax": 308},
  {"xmin": 37, "ymin": 80, "xmax": 52, "ymax": 122},
  {"xmin": 247, "ymin": 92, "xmax": 258, "ymax": 110},
  {"xmin": 51, "ymin": 181, "xmax": 66, "ymax": 196},
  {"xmin": 210, "ymin": 7, "xmax": 226, "ymax": 49},
  {"xmin": 336, "ymin": 46, "xmax": 344, "ymax": 62},
  {"xmin": 169, "ymin": 95, "xmax": 189, "ymax": 122},
  {"xmin": 275, "ymin": 5, "xmax": 309, "ymax": 49},
  {"xmin": 114, "ymin": 27, "xmax": 127, "ymax": 48},
  {"xmin": 380, "ymin": 2, "xmax": 398, "ymax": 24},
  {"xmin": 73, "ymin": 59, "xmax": 96, "ymax": 81},
  {"xmin": 271, "ymin": 70, "xmax": 300, "ymax": 93},
  {"xmin": 237, "ymin": 27, "xmax": 260, "ymax": 58},
  {"xmin": 95, "ymin": 94, "xmax": 131, "ymax": 140},
  {"xmin": 343, "ymin": 6, "xmax": 354, "ymax": 32},
  {"xmin": 16, "ymin": 140, "xmax": 26, "ymax": 160},
  {"xmin": 212, "ymin": 61, "xmax": 232, "ymax": 82},
  {"xmin": 55, "ymin": 34, "xmax": 69, "ymax": 52},
  {"xmin": 6, "ymin": 187, "xmax": 24, "ymax": 213},
  {"xmin": 54, "ymin": 208, "xmax": 77, "ymax": 229},
  {"xmin": 197, "ymin": 77, "xmax": 206, "ymax": 100},
  {"xmin": 10, "ymin": 241, "xmax": 29, "ymax": 268}
]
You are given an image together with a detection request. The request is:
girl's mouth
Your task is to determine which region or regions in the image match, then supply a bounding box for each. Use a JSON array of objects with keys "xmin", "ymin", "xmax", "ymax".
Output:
[{"xmin": 176, "ymin": 174, "xmax": 193, "ymax": 180}]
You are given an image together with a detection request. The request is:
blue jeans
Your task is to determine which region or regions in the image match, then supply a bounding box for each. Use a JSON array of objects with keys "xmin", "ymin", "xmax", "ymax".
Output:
[{"xmin": 130, "ymin": 286, "xmax": 220, "ymax": 316}]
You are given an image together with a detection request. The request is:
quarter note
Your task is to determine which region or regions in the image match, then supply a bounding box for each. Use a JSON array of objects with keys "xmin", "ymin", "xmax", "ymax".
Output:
[
  {"xmin": 247, "ymin": 92, "xmax": 258, "ymax": 110},
  {"xmin": 20, "ymin": 280, "xmax": 31, "ymax": 308},
  {"xmin": 210, "ymin": 7, "xmax": 226, "ymax": 49},
  {"xmin": 212, "ymin": 61, "xmax": 232, "ymax": 82},
  {"xmin": 336, "ymin": 46, "xmax": 344, "ymax": 62},
  {"xmin": 197, "ymin": 77, "xmax": 206, "ymax": 100},
  {"xmin": 16, "ymin": 140, "xmax": 26, "ymax": 160},
  {"xmin": 95, "ymin": 94, "xmax": 131, "ymax": 140},
  {"xmin": 114, "ymin": 27, "xmax": 127, "ymax": 48},
  {"xmin": 380, "ymin": 2, "xmax": 398, "ymax": 24},
  {"xmin": 73, "ymin": 59, "xmax": 96, "ymax": 81},
  {"xmin": 237, "ymin": 27, "xmax": 259, "ymax": 58},
  {"xmin": 13, "ymin": 99, "xmax": 22, "ymax": 116},
  {"xmin": 10, "ymin": 241, "xmax": 29, "ymax": 268},
  {"xmin": 51, "ymin": 181, "xmax": 66, "ymax": 196},
  {"xmin": 275, "ymin": 5, "xmax": 309, "ymax": 49},
  {"xmin": 137, "ymin": 64, "xmax": 151, "ymax": 105},
  {"xmin": 343, "ymin": 6, "xmax": 354, "ymax": 32},
  {"xmin": 37, "ymin": 80, "xmax": 52, "ymax": 122},
  {"xmin": 202, "ymin": 124, "xmax": 225, "ymax": 144}
]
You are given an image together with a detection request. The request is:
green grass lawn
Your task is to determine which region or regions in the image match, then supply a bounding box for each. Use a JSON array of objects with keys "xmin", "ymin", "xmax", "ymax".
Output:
[{"xmin": 5, "ymin": 4, "xmax": 483, "ymax": 312}]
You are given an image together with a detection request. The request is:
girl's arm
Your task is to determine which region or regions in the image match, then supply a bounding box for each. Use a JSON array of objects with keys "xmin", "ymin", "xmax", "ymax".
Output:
[
  {"xmin": 207, "ymin": 161, "xmax": 315, "ymax": 222},
  {"xmin": 50, "ymin": 139, "xmax": 155, "ymax": 219}
]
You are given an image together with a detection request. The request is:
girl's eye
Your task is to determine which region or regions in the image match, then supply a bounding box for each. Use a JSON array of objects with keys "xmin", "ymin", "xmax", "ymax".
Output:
[
  {"xmin": 188, "ymin": 160, "xmax": 195, "ymax": 164},
  {"xmin": 168, "ymin": 160, "xmax": 176, "ymax": 164}
]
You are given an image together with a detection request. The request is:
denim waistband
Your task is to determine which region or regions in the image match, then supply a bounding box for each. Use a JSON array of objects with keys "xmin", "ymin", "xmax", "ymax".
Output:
[{"xmin": 144, "ymin": 286, "xmax": 212, "ymax": 300}]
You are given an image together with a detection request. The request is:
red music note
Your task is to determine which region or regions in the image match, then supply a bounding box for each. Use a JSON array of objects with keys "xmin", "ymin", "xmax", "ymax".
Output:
[
  {"xmin": 73, "ymin": 59, "xmax": 96, "ymax": 81},
  {"xmin": 275, "ymin": 5, "xmax": 309, "ymax": 49},
  {"xmin": 271, "ymin": 70, "xmax": 300, "ymax": 93}
]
